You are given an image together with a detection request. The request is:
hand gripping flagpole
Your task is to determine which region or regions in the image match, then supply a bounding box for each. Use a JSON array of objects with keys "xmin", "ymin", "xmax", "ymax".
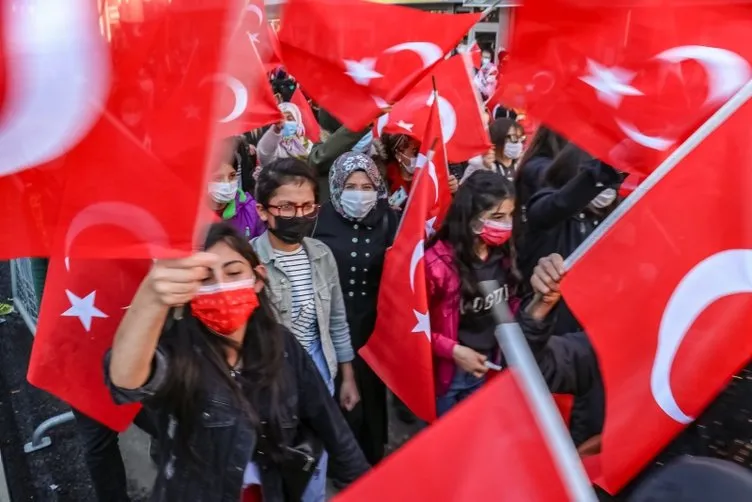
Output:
[
  {"xmin": 565, "ymin": 78, "xmax": 752, "ymax": 269},
  {"xmin": 479, "ymin": 281, "xmax": 597, "ymax": 502}
]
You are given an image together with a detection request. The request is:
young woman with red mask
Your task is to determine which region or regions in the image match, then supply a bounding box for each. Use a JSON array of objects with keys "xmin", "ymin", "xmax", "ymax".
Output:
[
  {"xmin": 426, "ymin": 171, "xmax": 519, "ymax": 415},
  {"xmin": 106, "ymin": 223, "xmax": 368, "ymax": 502}
]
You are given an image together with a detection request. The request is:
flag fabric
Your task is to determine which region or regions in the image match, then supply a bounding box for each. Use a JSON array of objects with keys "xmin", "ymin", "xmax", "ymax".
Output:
[
  {"xmin": 416, "ymin": 95, "xmax": 453, "ymax": 234},
  {"xmin": 28, "ymin": 257, "xmax": 151, "ymax": 431},
  {"xmin": 468, "ymin": 40, "xmax": 482, "ymax": 70},
  {"xmin": 278, "ymin": 0, "xmax": 481, "ymax": 131},
  {"xmin": 561, "ymin": 97, "xmax": 752, "ymax": 493},
  {"xmin": 221, "ymin": 21, "xmax": 285, "ymax": 137},
  {"xmin": 0, "ymin": 1, "xmax": 241, "ymax": 260},
  {"xmin": 242, "ymin": 0, "xmax": 283, "ymax": 70},
  {"xmin": 499, "ymin": 0, "xmax": 752, "ymax": 175},
  {"xmin": 360, "ymin": 152, "xmax": 439, "ymax": 422},
  {"xmin": 335, "ymin": 369, "xmax": 573, "ymax": 502},
  {"xmin": 382, "ymin": 55, "xmax": 491, "ymax": 163},
  {"xmin": 291, "ymin": 86, "xmax": 322, "ymax": 143}
]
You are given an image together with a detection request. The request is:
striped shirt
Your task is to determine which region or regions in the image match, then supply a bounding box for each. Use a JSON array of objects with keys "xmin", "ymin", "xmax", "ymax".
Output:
[{"xmin": 274, "ymin": 247, "xmax": 319, "ymax": 349}]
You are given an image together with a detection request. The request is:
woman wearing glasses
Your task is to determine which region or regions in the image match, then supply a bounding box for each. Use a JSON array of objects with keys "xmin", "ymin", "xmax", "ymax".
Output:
[
  {"xmin": 252, "ymin": 158, "xmax": 360, "ymax": 502},
  {"xmin": 461, "ymin": 118, "xmax": 526, "ymax": 184}
]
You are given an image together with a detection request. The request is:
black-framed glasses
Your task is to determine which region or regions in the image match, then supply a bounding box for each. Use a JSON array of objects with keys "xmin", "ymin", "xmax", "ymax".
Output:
[{"xmin": 266, "ymin": 202, "xmax": 320, "ymax": 219}]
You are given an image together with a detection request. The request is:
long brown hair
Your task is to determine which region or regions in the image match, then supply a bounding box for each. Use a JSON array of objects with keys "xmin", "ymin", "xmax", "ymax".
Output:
[{"xmin": 157, "ymin": 222, "xmax": 288, "ymax": 463}]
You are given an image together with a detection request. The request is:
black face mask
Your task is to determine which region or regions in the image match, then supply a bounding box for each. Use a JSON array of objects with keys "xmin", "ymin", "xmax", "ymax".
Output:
[{"xmin": 269, "ymin": 216, "xmax": 317, "ymax": 244}]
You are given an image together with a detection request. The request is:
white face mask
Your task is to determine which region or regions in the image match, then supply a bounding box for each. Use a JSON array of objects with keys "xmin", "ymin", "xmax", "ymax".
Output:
[
  {"xmin": 399, "ymin": 153, "xmax": 418, "ymax": 174},
  {"xmin": 504, "ymin": 142, "xmax": 523, "ymax": 160},
  {"xmin": 481, "ymin": 56, "xmax": 491, "ymax": 66},
  {"xmin": 209, "ymin": 181, "xmax": 238, "ymax": 204},
  {"xmin": 590, "ymin": 188, "xmax": 617, "ymax": 209},
  {"xmin": 340, "ymin": 189, "xmax": 378, "ymax": 220}
]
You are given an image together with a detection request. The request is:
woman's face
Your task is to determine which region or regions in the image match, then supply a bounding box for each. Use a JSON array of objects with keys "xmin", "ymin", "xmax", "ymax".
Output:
[
  {"xmin": 212, "ymin": 162, "xmax": 238, "ymax": 184},
  {"xmin": 202, "ymin": 241, "xmax": 256, "ymax": 287},
  {"xmin": 396, "ymin": 138, "xmax": 420, "ymax": 172},
  {"xmin": 479, "ymin": 197, "xmax": 515, "ymax": 225},
  {"xmin": 344, "ymin": 170, "xmax": 375, "ymax": 191}
]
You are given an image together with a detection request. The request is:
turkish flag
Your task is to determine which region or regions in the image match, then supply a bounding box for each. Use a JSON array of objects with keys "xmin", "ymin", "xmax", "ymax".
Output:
[
  {"xmin": 382, "ymin": 55, "xmax": 491, "ymax": 163},
  {"xmin": 28, "ymin": 257, "xmax": 150, "ymax": 431},
  {"xmin": 278, "ymin": 0, "xmax": 480, "ymax": 131},
  {"xmin": 0, "ymin": 1, "xmax": 242, "ymax": 260},
  {"xmin": 291, "ymin": 86, "xmax": 322, "ymax": 143},
  {"xmin": 220, "ymin": 20, "xmax": 284, "ymax": 137},
  {"xmin": 360, "ymin": 153, "xmax": 439, "ymax": 422},
  {"xmin": 561, "ymin": 97, "xmax": 752, "ymax": 492},
  {"xmin": 500, "ymin": 0, "xmax": 752, "ymax": 175},
  {"xmin": 468, "ymin": 41, "xmax": 482, "ymax": 70},
  {"xmin": 335, "ymin": 369, "xmax": 574, "ymax": 502},
  {"xmin": 242, "ymin": 0, "xmax": 284, "ymax": 70},
  {"xmin": 416, "ymin": 96, "xmax": 452, "ymax": 233}
]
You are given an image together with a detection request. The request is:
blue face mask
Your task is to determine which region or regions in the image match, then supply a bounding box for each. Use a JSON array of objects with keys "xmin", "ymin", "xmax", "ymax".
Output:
[
  {"xmin": 352, "ymin": 131, "xmax": 374, "ymax": 154},
  {"xmin": 281, "ymin": 121, "xmax": 298, "ymax": 138}
]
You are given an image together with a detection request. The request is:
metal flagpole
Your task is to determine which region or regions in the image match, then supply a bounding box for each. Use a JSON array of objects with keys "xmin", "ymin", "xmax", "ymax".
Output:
[
  {"xmin": 565, "ymin": 78, "xmax": 752, "ymax": 270},
  {"xmin": 479, "ymin": 281, "xmax": 598, "ymax": 502}
]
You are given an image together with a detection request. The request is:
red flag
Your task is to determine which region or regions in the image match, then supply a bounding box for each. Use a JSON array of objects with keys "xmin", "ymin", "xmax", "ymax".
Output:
[
  {"xmin": 28, "ymin": 257, "xmax": 150, "ymax": 431},
  {"xmin": 242, "ymin": 0, "xmax": 284, "ymax": 70},
  {"xmin": 0, "ymin": 1, "xmax": 241, "ymax": 259},
  {"xmin": 468, "ymin": 40, "xmax": 482, "ymax": 70},
  {"xmin": 278, "ymin": 0, "xmax": 480, "ymax": 131},
  {"xmin": 220, "ymin": 23, "xmax": 285, "ymax": 137},
  {"xmin": 500, "ymin": 0, "xmax": 752, "ymax": 175},
  {"xmin": 291, "ymin": 87, "xmax": 322, "ymax": 143},
  {"xmin": 561, "ymin": 97, "xmax": 752, "ymax": 492},
  {"xmin": 416, "ymin": 95, "xmax": 452, "ymax": 233},
  {"xmin": 383, "ymin": 55, "xmax": 491, "ymax": 163},
  {"xmin": 360, "ymin": 156, "xmax": 438, "ymax": 422},
  {"xmin": 335, "ymin": 369, "xmax": 573, "ymax": 502}
]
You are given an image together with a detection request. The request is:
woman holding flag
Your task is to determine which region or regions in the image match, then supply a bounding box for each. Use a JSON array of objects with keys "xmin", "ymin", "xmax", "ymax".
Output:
[
  {"xmin": 426, "ymin": 171, "xmax": 598, "ymax": 416},
  {"xmin": 257, "ymin": 102, "xmax": 314, "ymax": 165}
]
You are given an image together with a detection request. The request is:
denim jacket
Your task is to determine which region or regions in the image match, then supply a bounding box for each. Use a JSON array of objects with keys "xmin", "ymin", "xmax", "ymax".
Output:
[
  {"xmin": 252, "ymin": 231, "xmax": 354, "ymax": 378},
  {"xmin": 105, "ymin": 326, "xmax": 368, "ymax": 502}
]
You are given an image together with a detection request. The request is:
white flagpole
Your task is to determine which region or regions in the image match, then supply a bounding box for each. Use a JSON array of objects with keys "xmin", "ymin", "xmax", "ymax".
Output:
[
  {"xmin": 565, "ymin": 78, "xmax": 752, "ymax": 269},
  {"xmin": 479, "ymin": 281, "xmax": 598, "ymax": 502}
]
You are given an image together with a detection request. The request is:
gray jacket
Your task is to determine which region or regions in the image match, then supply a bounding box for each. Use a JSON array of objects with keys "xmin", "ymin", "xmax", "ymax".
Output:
[{"xmin": 252, "ymin": 231, "xmax": 354, "ymax": 377}]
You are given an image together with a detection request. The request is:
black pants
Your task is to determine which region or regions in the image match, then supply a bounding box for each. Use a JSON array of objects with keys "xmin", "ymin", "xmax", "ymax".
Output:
[
  {"xmin": 336, "ymin": 355, "xmax": 388, "ymax": 465},
  {"xmin": 72, "ymin": 408, "xmax": 157, "ymax": 502}
]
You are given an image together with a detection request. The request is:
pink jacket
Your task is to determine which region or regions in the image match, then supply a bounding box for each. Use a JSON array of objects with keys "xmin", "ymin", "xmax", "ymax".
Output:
[{"xmin": 425, "ymin": 240, "xmax": 520, "ymax": 396}]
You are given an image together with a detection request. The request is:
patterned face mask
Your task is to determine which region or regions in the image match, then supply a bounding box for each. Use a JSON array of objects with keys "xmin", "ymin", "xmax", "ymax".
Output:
[{"xmin": 190, "ymin": 279, "xmax": 259, "ymax": 336}]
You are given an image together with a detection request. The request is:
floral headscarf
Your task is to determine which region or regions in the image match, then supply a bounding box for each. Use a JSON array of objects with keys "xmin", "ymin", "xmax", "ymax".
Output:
[
  {"xmin": 278, "ymin": 102, "xmax": 311, "ymax": 160},
  {"xmin": 329, "ymin": 152, "xmax": 388, "ymax": 219}
]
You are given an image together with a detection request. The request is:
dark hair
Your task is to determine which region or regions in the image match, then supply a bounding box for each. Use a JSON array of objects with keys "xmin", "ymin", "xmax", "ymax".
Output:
[
  {"xmin": 255, "ymin": 157, "xmax": 319, "ymax": 206},
  {"xmin": 430, "ymin": 170, "xmax": 519, "ymax": 298},
  {"xmin": 543, "ymin": 143, "xmax": 593, "ymax": 189},
  {"xmin": 381, "ymin": 133, "xmax": 416, "ymax": 165},
  {"xmin": 518, "ymin": 126, "xmax": 568, "ymax": 168},
  {"xmin": 489, "ymin": 118, "xmax": 521, "ymax": 148},
  {"xmin": 157, "ymin": 222, "xmax": 288, "ymax": 463},
  {"xmin": 512, "ymin": 126, "xmax": 569, "ymax": 245}
]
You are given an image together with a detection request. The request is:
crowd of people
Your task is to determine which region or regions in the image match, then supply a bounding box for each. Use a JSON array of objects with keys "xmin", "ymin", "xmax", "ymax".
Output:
[{"xmin": 63, "ymin": 41, "xmax": 752, "ymax": 502}]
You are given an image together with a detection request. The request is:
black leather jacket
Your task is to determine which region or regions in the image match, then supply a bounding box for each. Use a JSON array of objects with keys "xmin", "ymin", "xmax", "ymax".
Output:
[{"xmin": 105, "ymin": 327, "xmax": 369, "ymax": 502}]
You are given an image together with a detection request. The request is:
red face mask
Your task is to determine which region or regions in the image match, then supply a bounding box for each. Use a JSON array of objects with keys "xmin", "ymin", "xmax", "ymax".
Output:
[
  {"xmin": 479, "ymin": 219, "xmax": 512, "ymax": 247},
  {"xmin": 190, "ymin": 279, "xmax": 260, "ymax": 336}
]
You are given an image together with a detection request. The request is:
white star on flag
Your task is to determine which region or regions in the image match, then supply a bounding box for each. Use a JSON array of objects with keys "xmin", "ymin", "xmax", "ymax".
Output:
[
  {"xmin": 425, "ymin": 216, "xmax": 437, "ymax": 238},
  {"xmin": 247, "ymin": 31, "xmax": 260, "ymax": 44},
  {"xmin": 62, "ymin": 290, "xmax": 108, "ymax": 332},
  {"xmin": 396, "ymin": 120, "xmax": 414, "ymax": 132},
  {"xmin": 579, "ymin": 58, "xmax": 643, "ymax": 108},
  {"xmin": 344, "ymin": 58, "xmax": 383, "ymax": 86},
  {"xmin": 412, "ymin": 310, "xmax": 430, "ymax": 341}
]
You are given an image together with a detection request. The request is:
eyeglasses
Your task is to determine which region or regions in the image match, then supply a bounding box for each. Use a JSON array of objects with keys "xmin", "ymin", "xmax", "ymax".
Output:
[
  {"xmin": 506, "ymin": 135, "xmax": 526, "ymax": 144},
  {"xmin": 266, "ymin": 202, "xmax": 320, "ymax": 219}
]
